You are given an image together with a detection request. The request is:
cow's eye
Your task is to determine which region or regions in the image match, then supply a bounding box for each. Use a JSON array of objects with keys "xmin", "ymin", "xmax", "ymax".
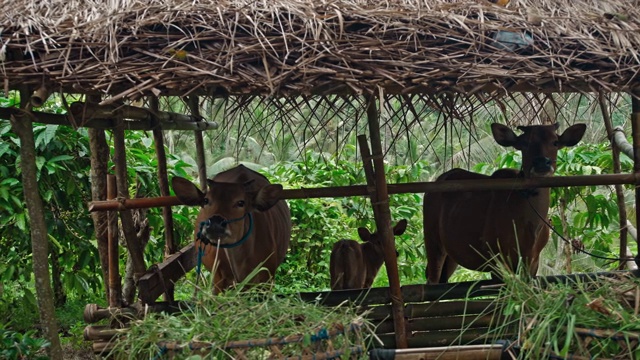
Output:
[
  {"xmin": 236, "ymin": 200, "xmax": 245, "ymax": 208},
  {"xmin": 203, "ymin": 198, "xmax": 209, "ymax": 205},
  {"xmin": 553, "ymin": 141, "xmax": 559, "ymax": 147}
]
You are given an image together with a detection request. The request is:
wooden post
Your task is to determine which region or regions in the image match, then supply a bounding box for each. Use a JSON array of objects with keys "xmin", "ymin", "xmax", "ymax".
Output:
[
  {"xmin": 188, "ymin": 96, "xmax": 208, "ymax": 190},
  {"xmin": 362, "ymin": 94, "xmax": 408, "ymax": 348},
  {"xmin": 599, "ymin": 93, "xmax": 629, "ymax": 270},
  {"xmin": 87, "ymin": 94, "xmax": 111, "ymax": 302},
  {"xmin": 107, "ymin": 175, "xmax": 122, "ymax": 307},
  {"xmin": 632, "ymin": 90, "xmax": 640, "ymax": 255},
  {"xmin": 150, "ymin": 97, "xmax": 176, "ymax": 302},
  {"xmin": 112, "ymin": 117, "xmax": 147, "ymax": 288}
]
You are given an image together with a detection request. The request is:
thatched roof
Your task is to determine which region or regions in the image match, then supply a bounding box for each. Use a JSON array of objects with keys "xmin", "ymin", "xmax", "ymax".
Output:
[{"xmin": 1, "ymin": 0, "xmax": 639, "ymax": 101}]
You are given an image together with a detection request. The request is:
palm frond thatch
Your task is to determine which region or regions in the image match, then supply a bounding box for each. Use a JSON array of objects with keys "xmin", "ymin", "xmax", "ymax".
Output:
[{"xmin": 1, "ymin": 0, "xmax": 639, "ymax": 100}]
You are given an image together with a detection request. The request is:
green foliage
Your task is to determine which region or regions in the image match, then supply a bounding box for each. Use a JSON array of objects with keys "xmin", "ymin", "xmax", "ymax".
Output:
[{"xmin": 0, "ymin": 325, "xmax": 49, "ymax": 360}]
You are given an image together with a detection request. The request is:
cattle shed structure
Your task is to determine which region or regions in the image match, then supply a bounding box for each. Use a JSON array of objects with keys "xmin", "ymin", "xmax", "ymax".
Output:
[{"xmin": 2, "ymin": 0, "xmax": 640, "ymax": 357}]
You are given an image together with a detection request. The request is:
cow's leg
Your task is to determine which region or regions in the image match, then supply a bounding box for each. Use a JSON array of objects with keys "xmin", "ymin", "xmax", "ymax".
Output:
[
  {"xmin": 424, "ymin": 194, "xmax": 446, "ymax": 284},
  {"xmin": 439, "ymin": 256, "xmax": 458, "ymax": 283},
  {"xmin": 425, "ymin": 231, "xmax": 446, "ymax": 283}
]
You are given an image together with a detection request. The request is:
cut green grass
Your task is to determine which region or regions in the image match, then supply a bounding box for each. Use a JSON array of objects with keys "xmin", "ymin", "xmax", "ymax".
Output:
[
  {"xmin": 107, "ymin": 270, "xmax": 373, "ymax": 359},
  {"xmin": 490, "ymin": 269, "xmax": 640, "ymax": 359}
]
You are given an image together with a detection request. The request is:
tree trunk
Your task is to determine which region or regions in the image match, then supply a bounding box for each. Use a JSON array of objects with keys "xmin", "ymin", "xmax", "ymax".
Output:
[
  {"xmin": 10, "ymin": 105, "xmax": 63, "ymax": 359},
  {"xmin": 49, "ymin": 242, "xmax": 66, "ymax": 307},
  {"xmin": 88, "ymin": 128, "xmax": 110, "ymax": 302}
]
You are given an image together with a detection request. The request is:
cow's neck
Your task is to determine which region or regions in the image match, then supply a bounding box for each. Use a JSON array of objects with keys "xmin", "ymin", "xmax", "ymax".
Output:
[{"xmin": 224, "ymin": 215, "xmax": 257, "ymax": 282}]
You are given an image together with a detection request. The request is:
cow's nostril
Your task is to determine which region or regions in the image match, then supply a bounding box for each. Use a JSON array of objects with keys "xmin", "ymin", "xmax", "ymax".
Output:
[
  {"xmin": 209, "ymin": 215, "xmax": 227, "ymax": 226},
  {"xmin": 533, "ymin": 157, "xmax": 551, "ymax": 168}
]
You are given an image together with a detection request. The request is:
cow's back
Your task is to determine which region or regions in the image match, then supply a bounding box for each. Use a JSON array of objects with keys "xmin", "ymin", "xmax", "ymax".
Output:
[{"xmin": 213, "ymin": 165, "xmax": 291, "ymax": 271}]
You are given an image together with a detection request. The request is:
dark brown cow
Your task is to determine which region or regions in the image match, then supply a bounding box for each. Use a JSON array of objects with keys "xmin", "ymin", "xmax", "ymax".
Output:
[
  {"xmin": 424, "ymin": 123, "xmax": 586, "ymax": 283},
  {"xmin": 172, "ymin": 165, "xmax": 291, "ymax": 293},
  {"xmin": 330, "ymin": 220, "xmax": 407, "ymax": 290}
]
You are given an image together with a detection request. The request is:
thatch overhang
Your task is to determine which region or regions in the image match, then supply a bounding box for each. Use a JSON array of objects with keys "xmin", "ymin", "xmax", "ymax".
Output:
[{"xmin": 1, "ymin": 0, "xmax": 639, "ymax": 101}]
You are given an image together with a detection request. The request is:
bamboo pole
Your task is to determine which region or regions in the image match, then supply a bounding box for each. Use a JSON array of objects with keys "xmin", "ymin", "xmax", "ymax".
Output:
[
  {"xmin": 0, "ymin": 105, "xmax": 219, "ymax": 131},
  {"xmin": 188, "ymin": 96, "xmax": 208, "ymax": 190},
  {"xmin": 363, "ymin": 95, "xmax": 407, "ymax": 348},
  {"xmin": 107, "ymin": 175, "xmax": 122, "ymax": 307},
  {"xmin": 600, "ymin": 93, "xmax": 629, "ymax": 270},
  {"xmin": 150, "ymin": 97, "xmax": 176, "ymax": 302},
  {"xmin": 88, "ymin": 173, "xmax": 640, "ymax": 212}
]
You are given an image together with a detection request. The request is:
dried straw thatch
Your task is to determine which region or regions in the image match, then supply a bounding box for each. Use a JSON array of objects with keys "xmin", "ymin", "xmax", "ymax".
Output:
[{"xmin": 1, "ymin": 0, "xmax": 639, "ymax": 101}]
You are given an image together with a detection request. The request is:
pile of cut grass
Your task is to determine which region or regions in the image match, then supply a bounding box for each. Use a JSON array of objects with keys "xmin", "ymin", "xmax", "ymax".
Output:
[
  {"xmin": 493, "ymin": 270, "xmax": 640, "ymax": 359},
  {"xmin": 107, "ymin": 278, "xmax": 372, "ymax": 359}
]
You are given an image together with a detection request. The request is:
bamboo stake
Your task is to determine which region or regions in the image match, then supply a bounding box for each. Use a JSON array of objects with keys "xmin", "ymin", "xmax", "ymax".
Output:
[
  {"xmin": 363, "ymin": 94, "xmax": 407, "ymax": 349},
  {"xmin": 150, "ymin": 97, "xmax": 176, "ymax": 302}
]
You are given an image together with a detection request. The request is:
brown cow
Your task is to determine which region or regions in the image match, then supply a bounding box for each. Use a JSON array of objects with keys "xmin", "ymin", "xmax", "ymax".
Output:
[
  {"xmin": 172, "ymin": 165, "xmax": 291, "ymax": 293},
  {"xmin": 424, "ymin": 123, "xmax": 586, "ymax": 283},
  {"xmin": 330, "ymin": 219, "xmax": 407, "ymax": 290}
]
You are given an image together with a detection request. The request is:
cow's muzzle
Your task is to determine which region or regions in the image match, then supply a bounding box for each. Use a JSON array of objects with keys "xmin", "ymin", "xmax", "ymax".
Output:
[
  {"xmin": 201, "ymin": 215, "xmax": 230, "ymax": 241},
  {"xmin": 530, "ymin": 157, "xmax": 554, "ymax": 176},
  {"xmin": 197, "ymin": 213, "xmax": 251, "ymax": 248}
]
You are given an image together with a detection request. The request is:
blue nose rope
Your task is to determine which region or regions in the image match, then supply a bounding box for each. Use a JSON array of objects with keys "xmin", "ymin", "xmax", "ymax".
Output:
[
  {"xmin": 196, "ymin": 212, "xmax": 254, "ymax": 249},
  {"xmin": 194, "ymin": 213, "xmax": 254, "ymax": 291}
]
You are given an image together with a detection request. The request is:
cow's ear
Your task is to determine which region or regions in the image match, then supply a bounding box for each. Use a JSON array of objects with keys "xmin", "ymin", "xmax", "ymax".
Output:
[
  {"xmin": 357, "ymin": 227, "xmax": 371, "ymax": 242},
  {"xmin": 172, "ymin": 177, "xmax": 205, "ymax": 206},
  {"xmin": 491, "ymin": 123, "xmax": 519, "ymax": 148},
  {"xmin": 393, "ymin": 219, "xmax": 408, "ymax": 236},
  {"xmin": 558, "ymin": 123, "xmax": 587, "ymax": 148},
  {"xmin": 253, "ymin": 184, "xmax": 283, "ymax": 212}
]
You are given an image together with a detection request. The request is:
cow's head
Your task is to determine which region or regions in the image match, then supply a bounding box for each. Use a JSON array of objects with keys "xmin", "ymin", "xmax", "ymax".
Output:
[
  {"xmin": 491, "ymin": 123, "xmax": 586, "ymax": 177},
  {"xmin": 172, "ymin": 177, "xmax": 283, "ymax": 246},
  {"xmin": 358, "ymin": 219, "xmax": 408, "ymax": 256}
]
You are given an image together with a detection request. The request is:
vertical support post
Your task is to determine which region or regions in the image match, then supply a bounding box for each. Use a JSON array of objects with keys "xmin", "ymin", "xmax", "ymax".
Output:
[
  {"xmin": 107, "ymin": 175, "xmax": 122, "ymax": 307},
  {"xmin": 632, "ymin": 90, "xmax": 640, "ymax": 254},
  {"xmin": 362, "ymin": 94, "xmax": 408, "ymax": 349},
  {"xmin": 87, "ymin": 95, "xmax": 111, "ymax": 302},
  {"xmin": 150, "ymin": 97, "xmax": 176, "ymax": 302},
  {"xmin": 112, "ymin": 118, "xmax": 147, "ymax": 286},
  {"xmin": 188, "ymin": 96, "xmax": 208, "ymax": 190},
  {"xmin": 599, "ymin": 93, "xmax": 628, "ymax": 270}
]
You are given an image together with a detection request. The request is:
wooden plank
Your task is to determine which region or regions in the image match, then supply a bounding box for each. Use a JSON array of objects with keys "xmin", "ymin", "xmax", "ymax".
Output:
[
  {"xmin": 375, "ymin": 327, "xmax": 517, "ymax": 349},
  {"xmin": 299, "ymin": 280, "xmax": 500, "ymax": 307},
  {"xmin": 137, "ymin": 243, "xmax": 197, "ymax": 304},
  {"xmin": 375, "ymin": 314, "xmax": 506, "ymax": 334},
  {"xmin": 365, "ymin": 300, "xmax": 496, "ymax": 320}
]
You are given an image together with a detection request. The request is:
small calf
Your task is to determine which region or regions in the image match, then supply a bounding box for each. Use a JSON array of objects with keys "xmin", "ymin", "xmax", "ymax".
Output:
[{"xmin": 330, "ymin": 220, "xmax": 408, "ymax": 290}]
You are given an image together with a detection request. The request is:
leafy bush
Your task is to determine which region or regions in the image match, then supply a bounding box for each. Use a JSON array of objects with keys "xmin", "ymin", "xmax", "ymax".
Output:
[{"xmin": 0, "ymin": 326, "xmax": 49, "ymax": 360}]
